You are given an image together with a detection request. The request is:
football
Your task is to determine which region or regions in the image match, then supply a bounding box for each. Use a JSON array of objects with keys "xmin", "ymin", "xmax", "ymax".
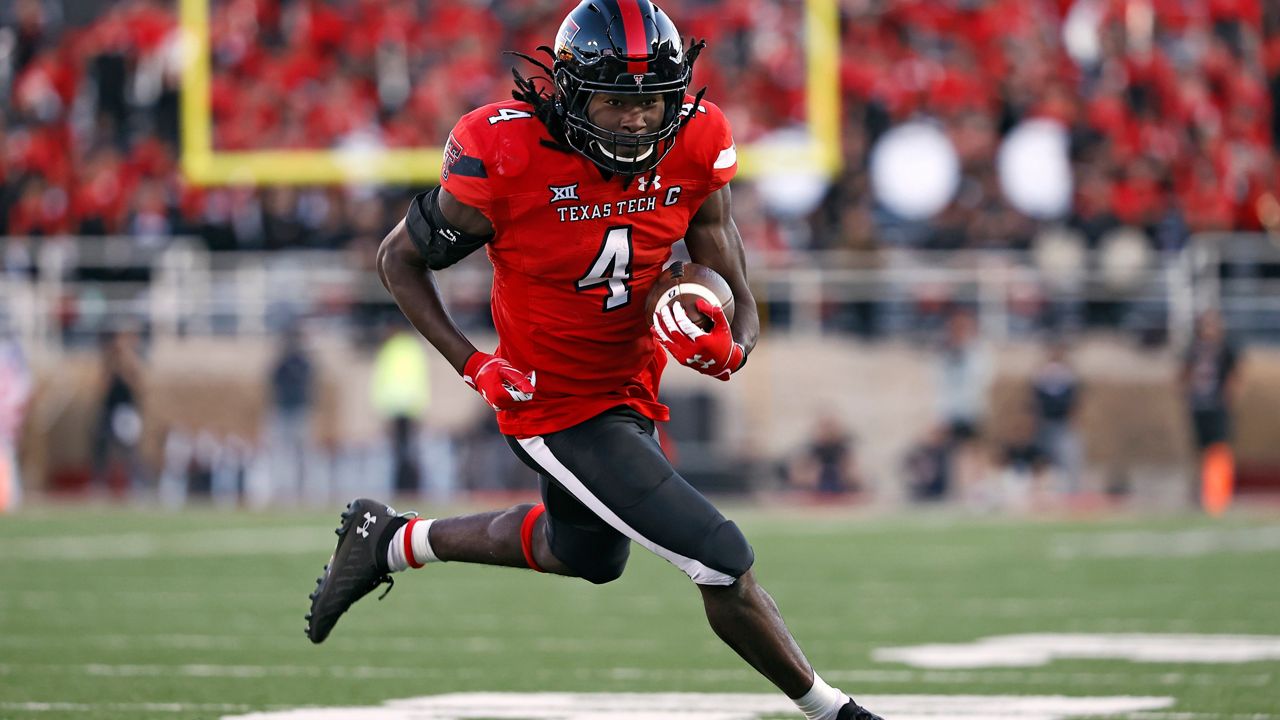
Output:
[{"xmin": 645, "ymin": 261, "xmax": 735, "ymax": 332}]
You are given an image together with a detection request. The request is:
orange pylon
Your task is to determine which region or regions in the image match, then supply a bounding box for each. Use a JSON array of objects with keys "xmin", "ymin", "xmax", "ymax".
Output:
[{"xmin": 1200, "ymin": 442, "xmax": 1235, "ymax": 516}]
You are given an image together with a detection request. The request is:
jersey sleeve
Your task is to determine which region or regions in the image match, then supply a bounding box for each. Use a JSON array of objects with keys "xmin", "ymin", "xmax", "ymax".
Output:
[
  {"xmin": 700, "ymin": 101, "xmax": 738, "ymax": 192},
  {"xmin": 439, "ymin": 112, "xmax": 495, "ymax": 218}
]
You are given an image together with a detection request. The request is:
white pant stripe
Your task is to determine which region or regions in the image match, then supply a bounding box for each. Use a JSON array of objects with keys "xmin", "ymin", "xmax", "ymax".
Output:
[{"xmin": 517, "ymin": 436, "xmax": 736, "ymax": 586}]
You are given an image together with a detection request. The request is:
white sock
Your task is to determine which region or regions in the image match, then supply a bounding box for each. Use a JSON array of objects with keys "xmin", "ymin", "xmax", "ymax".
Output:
[
  {"xmin": 385, "ymin": 518, "xmax": 440, "ymax": 572},
  {"xmin": 794, "ymin": 673, "xmax": 850, "ymax": 720}
]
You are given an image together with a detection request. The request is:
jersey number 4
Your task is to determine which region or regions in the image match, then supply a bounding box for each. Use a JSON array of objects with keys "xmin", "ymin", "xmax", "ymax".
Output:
[
  {"xmin": 576, "ymin": 226, "xmax": 633, "ymax": 311},
  {"xmin": 488, "ymin": 108, "xmax": 532, "ymax": 124}
]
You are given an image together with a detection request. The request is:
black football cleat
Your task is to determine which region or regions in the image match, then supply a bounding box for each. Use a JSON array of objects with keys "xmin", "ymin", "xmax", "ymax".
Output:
[
  {"xmin": 305, "ymin": 498, "xmax": 415, "ymax": 644},
  {"xmin": 837, "ymin": 700, "xmax": 885, "ymax": 720}
]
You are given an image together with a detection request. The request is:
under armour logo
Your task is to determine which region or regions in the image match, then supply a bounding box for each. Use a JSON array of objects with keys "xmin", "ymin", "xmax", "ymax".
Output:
[
  {"xmin": 438, "ymin": 228, "xmax": 460, "ymax": 244},
  {"xmin": 548, "ymin": 183, "xmax": 580, "ymax": 203},
  {"xmin": 686, "ymin": 354, "xmax": 715, "ymax": 370},
  {"xmin": 356, "ymin": 512, "xmax": 376, "ymax": 538},
  {"xmin": 637, "ymin": 175, "xmax": 661, "ymax": 192}
]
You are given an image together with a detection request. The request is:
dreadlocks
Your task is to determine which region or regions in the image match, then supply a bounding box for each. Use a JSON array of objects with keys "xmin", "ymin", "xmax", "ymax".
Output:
[
  {"xmin": 506, "ymin": 38, "xmax": 710, "ymax": 183},
  {"xmin": 507, "ymin": 47, "xmax": 575, "ymax": 154}
]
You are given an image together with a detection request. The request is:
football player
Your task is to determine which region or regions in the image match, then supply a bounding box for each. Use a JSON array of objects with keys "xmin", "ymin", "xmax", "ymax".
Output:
[{"xmin": 307, "ymin": 2, "xmax": 881, "ymax": 718}]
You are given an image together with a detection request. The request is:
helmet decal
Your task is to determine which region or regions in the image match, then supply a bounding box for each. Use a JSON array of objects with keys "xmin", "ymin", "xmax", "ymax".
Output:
[
  {"xmin": 556, "ymin": 17, "xmax": 580, "ymax": 61},
  {"xmin": 615, "ymin": 0, "xmax": 650, "ymax": 73}
]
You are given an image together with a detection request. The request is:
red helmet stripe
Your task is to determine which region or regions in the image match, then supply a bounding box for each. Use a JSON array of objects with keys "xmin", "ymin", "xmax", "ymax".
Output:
[{"xmin": 617, "ymin": 0, "xmax": 649, "ymax": 74}]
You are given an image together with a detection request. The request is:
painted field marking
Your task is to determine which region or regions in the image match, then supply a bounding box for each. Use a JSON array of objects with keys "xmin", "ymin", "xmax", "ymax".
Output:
[
  {"xmin": 1125, "ymin": 715, "xmax": 1278, "ymax": 720},
  {"xmin": 0, "ymin": 632, "xmax": 553, "ymax": 654},
  {"xmin": 1051, "ymin": 526, "xmax": 1280, "ymax": 559},
  {"xmin": 0, "ymin": 663, "xmax": 434, "ymax": 681},
  {"xmin": 0, "ymin": 527, "xmax": 322, "ymax": 561},
  {"xmin": 7, "ymin": 701, "xmax": 1277, "ymax": 720},
  {"xmin": 875, "ymin": 634, "xmax": 1280, "ymax": 668},
  {"xmin": 0, "ymin": 662, "xmax": 1271, "ymax": 690},
  {"xmin": 0, "ymin": 702, "xmax": 260, "ymax": 713},
  {"xmin": 79, "ymin": 663, "xmax": 425, "ymax": 679},
  {"xmin": 220, "ymin": 692, "xmax": 1173, "ymax": 720}
]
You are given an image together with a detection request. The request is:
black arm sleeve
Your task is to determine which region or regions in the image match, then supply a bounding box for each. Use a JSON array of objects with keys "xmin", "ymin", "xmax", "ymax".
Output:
[{"xmin": 404, "ymin": 186, "xmax": 494, "ymax": 270}]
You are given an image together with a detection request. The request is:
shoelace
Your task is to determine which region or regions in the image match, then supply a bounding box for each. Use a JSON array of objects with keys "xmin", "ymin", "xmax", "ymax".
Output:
[
  {"xmin": 376, "ymin": 574, "xmax": 395, "ymax": 601},
  {"xmin": 373, "ymin": 510, "xmax": 417, "ymax": 601}
]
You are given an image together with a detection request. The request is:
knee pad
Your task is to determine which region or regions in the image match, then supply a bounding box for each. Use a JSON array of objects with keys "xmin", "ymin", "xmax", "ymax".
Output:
[
  {"xmin": 579, "ymin": 555, "xmax": 628, "ymax": 585},
  {"xmin": 565, "ymin": 540, "xmax": 629, "ymax": 585},
  {"xmin": 697, "ymin": 520, "xmax": 755, "ymax": 580},
  {"xmin": 546, "ymin": 516, "xmax": 631, "ymax": 585}
]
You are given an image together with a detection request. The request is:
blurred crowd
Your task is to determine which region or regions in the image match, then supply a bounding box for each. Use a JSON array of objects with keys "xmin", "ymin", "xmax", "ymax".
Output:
[
  {"xmin": 0, "ymin": 0, "xmax": 807, "ymax": 255},
  {"xmin": 5, "ymin": 0, "xmax": 1272, "ymax": 510},
  {"xmin": 2, "ymin": 0, "xmax": 1276, "ymax": 262},
  {"xmin": 817, "ymin": 0, "xmax": 1279, "ymax": 254}
]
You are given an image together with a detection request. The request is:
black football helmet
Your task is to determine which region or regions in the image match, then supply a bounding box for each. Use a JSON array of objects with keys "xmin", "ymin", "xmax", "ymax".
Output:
[{"xmin": 551, "ymin": 0, "xmax": 698, "ymax": 175}]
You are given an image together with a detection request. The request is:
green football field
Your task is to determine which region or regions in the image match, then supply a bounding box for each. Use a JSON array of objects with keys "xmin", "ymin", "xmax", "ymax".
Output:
[{"xmin": 1, "ymin": 503, "xmax": 1278, "ymax": 719}]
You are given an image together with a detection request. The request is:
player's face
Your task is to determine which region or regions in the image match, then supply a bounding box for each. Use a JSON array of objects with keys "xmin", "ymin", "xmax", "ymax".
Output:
[{"xmin": 587, "ymin": 92, "xmax": 666, "ymax": 157}]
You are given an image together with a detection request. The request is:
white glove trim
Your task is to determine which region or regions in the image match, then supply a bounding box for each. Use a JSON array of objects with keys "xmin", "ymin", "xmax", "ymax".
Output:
[
  {"xmin": 650, "ymin": 281, "xmax": 723, "ymax": 319},
  {"xmin": 670, "ymin": 300, "xmax": 707, "ymax": 339}
]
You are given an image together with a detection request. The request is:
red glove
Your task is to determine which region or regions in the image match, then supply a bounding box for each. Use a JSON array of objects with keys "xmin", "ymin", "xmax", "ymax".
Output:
[
  {"xmin": 652, "ymin": 298, "xmax": 745, "ymax": 381},
  {"xmin": 463, "ymin": 351, "xmax": 536, "ymax": 410}
]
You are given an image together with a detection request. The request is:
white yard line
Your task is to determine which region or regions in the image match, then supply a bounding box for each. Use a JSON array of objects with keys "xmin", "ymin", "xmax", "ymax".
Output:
[
  {"xmin": 1051, "ymin": 526, "xmax": 1280, "ymax": 559},
  {"xmin": 1124, "ymin": 715, "xmax": 1278, "ymax": 720},
  {"xmin": 0, "ymin": 702, "xmax": 261, "ymax": 713},
  {"xmin": 0, "ymin": 633, "xmax": 657, "ymax": 654},
  {"xmin": 219, "ymin": 692, "xmax": 1176, "ymax": 720},
  {"xmin": 5, "ymin": 696, "xmax": 1273, "ymax": 720},
  {"xmin": 0, "ymin": 527, "xmax": 324, "ymax": 560},
  {"xmin": 874, "ymin": 634, "xmax": 1280, "ymax": 668},
  {"xmin": 0, "ymin": 663, "xmax": 425, "ymax": 680},
  {"xmin": 82, "ymin": 663, "xmax": 427, "ymax": 679},
  {"xmin": 0, "ymin": 662, "xmax": 1267, "ymax": 691},
  {"xmin": 824, "ymin": 668, "xmax": 1274, "ymax": 688}
]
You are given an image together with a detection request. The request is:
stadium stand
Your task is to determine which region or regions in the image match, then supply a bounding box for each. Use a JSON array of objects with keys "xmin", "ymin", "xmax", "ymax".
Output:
[
  {"xmin": 4, "ymin": 0, "xmax": 1280, "ymax": 503},
  {"xmin": 1, "ymin": 0, "xmax": 1276, "ymax": 255}
]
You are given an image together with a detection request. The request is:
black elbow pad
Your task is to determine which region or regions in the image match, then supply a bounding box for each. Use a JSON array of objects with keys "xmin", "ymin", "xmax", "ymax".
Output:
[{"xmin": 404, "ymin": 186, "xmax": 493, "ymax": 270}]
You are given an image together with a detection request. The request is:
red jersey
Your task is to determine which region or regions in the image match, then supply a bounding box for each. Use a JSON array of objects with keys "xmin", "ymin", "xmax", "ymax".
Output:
[{"xmin": 441, "ymin": 97, "xmax": 738, "ymax": 437}]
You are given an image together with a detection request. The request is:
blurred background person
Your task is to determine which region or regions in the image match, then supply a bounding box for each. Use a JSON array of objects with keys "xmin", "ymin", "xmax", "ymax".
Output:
[
  {"xmin": 935, "ymin": 307, "xmax": 993, "ymax": 504},
  {"xmin": 0, "ymin": 321, "xmax": 31, "ymax": 512},
  {"xmin": 1031, "ymin": 339, "xmax": 1084, "ymax": 497},
  {"xmin": 370, "ymin": 316, "xmax": 430, "ymax": 497},
  {"xmin": 903, "ymin": 422, "xmax": 952, "ymax": 504},
  {"xmin": 1181, "ymin": 309, "xmax": 1243, "ymax": 515},
  {"xmin": 91, "ymin": 327, "xmax": 146, "ymax": 498},
  {"xmin": 785, "ymin": 411, "xmax": 862, "ymax": 500},
  {"xmin": 996, "ymin": 412, "xmax": 1050, "ymax": 513},
  {"xmin": 266, "ymin": 321, "xmax": 317, "ymax": 504}
]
